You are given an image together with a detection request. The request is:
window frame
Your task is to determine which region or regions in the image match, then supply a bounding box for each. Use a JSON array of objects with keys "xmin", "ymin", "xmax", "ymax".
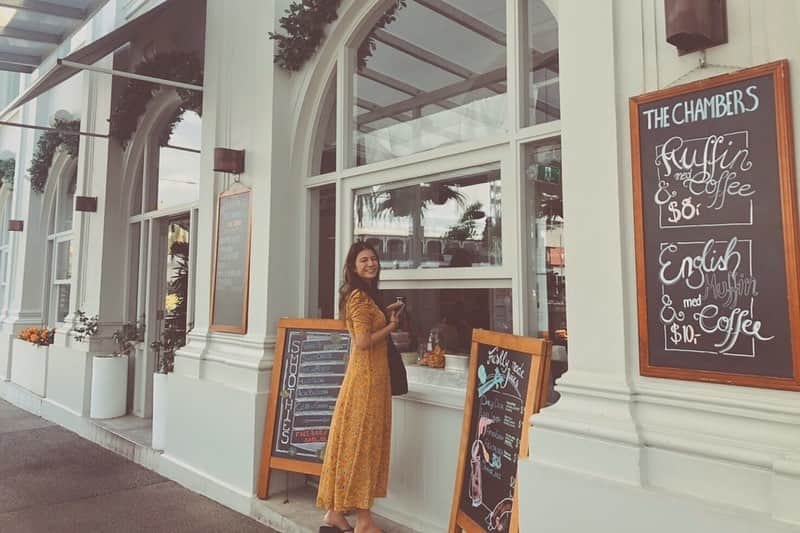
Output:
[{"xmin": 304, "ymin": 0, "xmax": 561, "ymax": 338}]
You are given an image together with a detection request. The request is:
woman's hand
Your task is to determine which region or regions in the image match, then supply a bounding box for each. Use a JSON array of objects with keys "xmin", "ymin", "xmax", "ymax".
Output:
[
  {"xmin": 385, "ymin": 301, "xmax": 405, "ymax": 313},
  {"xmin": 387, "ymin": 308, "xmax": 401, "ymax": 328}
]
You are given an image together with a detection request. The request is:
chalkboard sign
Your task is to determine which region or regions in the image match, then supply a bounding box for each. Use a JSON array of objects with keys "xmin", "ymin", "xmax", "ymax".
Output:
[
  {"xmin": 257, "ymin": 318, "xmax": 351, "ymax": 499},
  {"xmin": 210, "ymin": 187, "xmax": 252, "ymax": 334},
  {"xmin": 630, "ymin": 60, "xmax": 800, "ymax": 390},
  {"xmin": 449, "ymin": 329, "xmax": 551, "ymax": 533}
]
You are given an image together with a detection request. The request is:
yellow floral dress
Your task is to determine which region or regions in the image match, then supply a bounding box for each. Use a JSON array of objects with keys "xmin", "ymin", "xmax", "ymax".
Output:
[{"xmin": 316, "ymin": 289, "xmax": 392, "ymax": 512}]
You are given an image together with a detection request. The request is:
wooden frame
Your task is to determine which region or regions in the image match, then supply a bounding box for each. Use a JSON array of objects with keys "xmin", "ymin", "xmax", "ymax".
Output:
[
  {"xmin": 630, "ymin": 60, "xmax": 800, "ymax": 390},
  {"xmin": 449, "ymin": 329, "xmax": 551, "ymax": 533},
  {"xmin": 257, "ymin": 318, "xmax": 348, "ymax": 499},
  {"xmin": 209, "ymin": 186, "xmax": 252, "ymax": 334}
]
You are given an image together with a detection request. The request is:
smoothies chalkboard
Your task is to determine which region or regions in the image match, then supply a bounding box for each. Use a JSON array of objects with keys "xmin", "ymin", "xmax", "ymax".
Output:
[
  {"xmin": 630, "ymin": 60, "xmax": 800, "ymax": 390},
  {"xmin": 257, "ymin": 319, "xmax": 351, "ymax": 499},
  {"xmin": 449, "ymin": 330, "xmax": 550, "ymax": 533},
  {"xmin": 210, "ymin": 187, "xmax": 252, "ymax": 334}
]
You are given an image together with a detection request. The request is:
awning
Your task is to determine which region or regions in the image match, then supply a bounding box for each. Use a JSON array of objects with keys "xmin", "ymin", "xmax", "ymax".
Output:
[{"xmin": 0, "ymin": 0, "xmax": 177, "ymax": 121}]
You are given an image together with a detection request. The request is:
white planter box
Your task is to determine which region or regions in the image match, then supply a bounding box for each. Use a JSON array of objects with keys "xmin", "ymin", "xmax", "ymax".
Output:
[
  {"xmin": 45, "ymin": 346, "xmax": 93, "ymax": 415},
  {"xmin": 0, "ymin": 333, "xmax": 13, "ymax": 380},
  {"xmin": 151, "ymin": 372, "xmax": 168, "ymax": 450},
  {"xmin": 90, "ymin": 355, "xmax": 129, "ymax": 419},
  {"xmin": 10, "ymin": 339, "xmax": 49, "ymax": 396}
]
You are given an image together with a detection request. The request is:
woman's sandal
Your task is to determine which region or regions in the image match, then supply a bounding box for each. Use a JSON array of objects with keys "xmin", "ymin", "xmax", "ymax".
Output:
[{"xmin": 318, "ymin": 525, "xmax": 354, "ymax": 533}]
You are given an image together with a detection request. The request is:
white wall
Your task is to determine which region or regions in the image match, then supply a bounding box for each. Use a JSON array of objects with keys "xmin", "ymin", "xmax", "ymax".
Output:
[{"xmin": 520, "ymin": 1, "xmax": 800, "ymax": 531}]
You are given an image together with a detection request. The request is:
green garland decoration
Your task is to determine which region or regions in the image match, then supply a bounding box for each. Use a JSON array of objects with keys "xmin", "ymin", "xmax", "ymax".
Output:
[
  {"xmin": 0, "ymin": 158, "xmax": 15, "ymax": 189},
  {"xmin": 269, "ymin": 0, "xmax": 341, "ymax": 72},
  {"xmin": 357, "ymin": 0, "xmax": 406, "ymax": 70},
  {"xmin": 28, "ymin": 119, "xmax": 80, "ymax": 194},
  {"xmin": 269, "ymin": 0, "xmax": 407, "ymax": 72},
  {"xmin": 109, "ymin": 51, "xmax": 203, "ymax": 149}
]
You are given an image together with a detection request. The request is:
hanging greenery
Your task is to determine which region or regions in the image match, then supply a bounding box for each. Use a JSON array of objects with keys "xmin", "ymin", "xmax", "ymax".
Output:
[
  {"xmin": 357, "ymin": 0, "xmax": 407, "ymax": 70},
  {"xmin": 0, "ymin": 158, "xmax": 15, "ymax": 189},
  {"xmin": 269, "ymin": 0, "xmax": 408, "ymax": 72},
  {"xmin": 109, "ymin": 51, "xmax": 203, "ymax": 149},
  {"xmin": 28, "ymin": 119, "xmax": 80, "ymax": 194},
  {"xmin": 269, "ymin": 0, "xmax": 341, "ymax": 72}
]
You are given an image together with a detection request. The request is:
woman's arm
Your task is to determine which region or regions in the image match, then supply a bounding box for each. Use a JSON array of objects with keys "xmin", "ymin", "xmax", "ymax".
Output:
[{"xmin": 348, "ymin": 291, "xmax": 400, "ymax": 351}]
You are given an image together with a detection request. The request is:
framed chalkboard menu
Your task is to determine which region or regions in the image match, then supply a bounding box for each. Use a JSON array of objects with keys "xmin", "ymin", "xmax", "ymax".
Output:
[
  {"xmin": 210, "ymin": 187, "xmax": 252, "ymax": 334},
  {"xmin": 449, "ymin": 329, "xmax": 551, "ymax": 533},
  {"xmin": 257, "ymin": 318, "xmax": 351, "ymax": 499},
  {"xmin": 630, "ymin": 60, "xmax": 800, "ymax": 390}
]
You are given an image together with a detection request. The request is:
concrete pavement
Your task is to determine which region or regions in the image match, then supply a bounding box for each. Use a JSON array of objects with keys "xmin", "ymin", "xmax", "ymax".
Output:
[{"xmin": 0, "ymin": 399, "xmax": 274, "ymax": 533}]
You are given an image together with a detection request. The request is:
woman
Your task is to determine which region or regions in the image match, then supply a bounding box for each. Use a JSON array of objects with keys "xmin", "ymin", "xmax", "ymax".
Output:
[{"xmin": 317, "ymin": 241, "xmax": 403, "ymax": 533}]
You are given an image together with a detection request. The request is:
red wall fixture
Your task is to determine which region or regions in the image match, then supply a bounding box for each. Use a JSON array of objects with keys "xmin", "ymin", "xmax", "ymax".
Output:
[
  {"xmin": 665, "ymin": 0, "xmax": 727, "ymax": 55},
  {"xmin": 8, "ymin": 220, "xmax": 23, "ymax": 231}
]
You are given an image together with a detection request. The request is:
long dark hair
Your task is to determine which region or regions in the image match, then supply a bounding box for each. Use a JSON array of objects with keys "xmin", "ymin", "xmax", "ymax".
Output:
[{"xmin": 339, "ymin": 241, "xmax": 382, "ymax": 317}]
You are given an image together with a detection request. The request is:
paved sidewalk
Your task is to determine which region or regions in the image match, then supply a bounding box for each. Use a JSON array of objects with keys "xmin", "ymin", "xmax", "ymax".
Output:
[{"xmin": 0, "ymin": 400, "xmax": 273, "ymax": 533}]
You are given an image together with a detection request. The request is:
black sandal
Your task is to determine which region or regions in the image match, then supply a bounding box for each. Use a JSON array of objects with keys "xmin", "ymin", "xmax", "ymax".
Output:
[{"xmin": 319, "ymin": 525, "xmax": 354, "ymax": 533}]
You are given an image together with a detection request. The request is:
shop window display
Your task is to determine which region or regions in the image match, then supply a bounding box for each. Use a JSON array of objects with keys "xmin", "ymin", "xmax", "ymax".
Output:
[
  {"xmin": 381, "ymin": 288, "xmax": 512, "ymax": 369},
  {"xmin": 354, "ymin": 164, "xmax": 502, "ymax": 269},
  {"xmin": 525, "ymin": 140, "xmax": 567, "ymax": 396}
]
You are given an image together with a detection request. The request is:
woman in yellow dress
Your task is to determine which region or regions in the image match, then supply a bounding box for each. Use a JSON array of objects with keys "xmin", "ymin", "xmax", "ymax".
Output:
[{"xmin": 317, "ymin": 241, "xmax": 403, "ymax": 533}]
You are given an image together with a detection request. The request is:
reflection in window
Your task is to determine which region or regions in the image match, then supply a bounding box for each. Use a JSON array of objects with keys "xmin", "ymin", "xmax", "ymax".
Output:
[
  {"xmin": 163, "ymin": 216, "xmax": 191, "ymax": 359},
  {"xmin": 524, "ymin": 140, "xmax": 566, "ymax": 397},
  {"xmin": 381, "ymin": 288, "xmax": 512, "ymax": 357},
  {"xmin": 354, "ymin": 0, "xmax": 507, "ymax": 166},
  {"xmin": 157, "ymin": 110, "xmax": 201, "ymax": 210},
  {"xmin": 526, "ymin": 0, "xmax": 559, "ymax": 126},
  {"xmin": 354, "ymin": 165, "xmax": 501, "ymax": 269}
]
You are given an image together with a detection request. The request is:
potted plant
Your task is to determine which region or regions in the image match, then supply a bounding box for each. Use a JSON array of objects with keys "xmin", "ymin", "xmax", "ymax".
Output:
[
  {"xmin": 11, "ymin": 326, "xmax": 55, "ymax": 396},
  {"xmin": 150, "ymin": 328, "xmax": 180, "ymax": 450},
  {"xmin": 73, "ymin": 311, "xmax": 144, "ymax": 420}
]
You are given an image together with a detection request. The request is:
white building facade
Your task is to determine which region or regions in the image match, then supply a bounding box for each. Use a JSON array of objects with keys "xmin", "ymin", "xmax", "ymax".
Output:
[{"xmin": 0, "ymin": 1, "xmax": 798, "ymax": 532}]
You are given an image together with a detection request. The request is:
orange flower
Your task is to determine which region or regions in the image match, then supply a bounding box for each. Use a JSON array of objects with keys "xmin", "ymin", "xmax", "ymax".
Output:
[{"xmin": 30, "ymin": 334, "xmax": 39, "ymax": 343}]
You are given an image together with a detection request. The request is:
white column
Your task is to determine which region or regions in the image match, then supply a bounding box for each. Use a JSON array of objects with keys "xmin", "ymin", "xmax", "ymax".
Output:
[
  {"xmin": 522, "ymin": 0, "xmax": 643, "ymax": 481},
  {"xmin": 161, "ymin": 0, "xmax": 306, "ymax": 512}
]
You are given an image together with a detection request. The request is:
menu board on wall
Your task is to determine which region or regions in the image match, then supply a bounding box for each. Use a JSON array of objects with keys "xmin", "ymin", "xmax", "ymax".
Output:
[
  {"xmin": 630, "ymin": 60, "xmax": 800, "ymax": 390},
  {"xmin": 257, "ymin": 319, "xmax": 351, "ymax": 499},
  {"xmin": 449, "ymin": 329, "xmax": 550, "ymax": 533},
  {"xmin": 210, "ymin": 187, "xmax": 252, "ymax": 334}
]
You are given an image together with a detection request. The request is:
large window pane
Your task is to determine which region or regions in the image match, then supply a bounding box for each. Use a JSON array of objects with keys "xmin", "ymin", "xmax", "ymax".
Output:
[
  {"xmin": 354, "ymin": 164, "xmax": 502, "ymax": 269},
  {"xmin": 526, "ymin": 0, "xmax": 559, "ymax": 126},
  {"xmin": 56, "ymin": 172, "xmax": 77, "ymax": 233},
  {"xmin": 382, "ymin": 288, "xmax": 512, "ymax": 358},
  {"xmin": 55, "ymin": 240, "xmax": 72, "ymax": 280},
  {"xmin": 354, "ymin": 0, "xmax": 507, "ymax": 166},
  {"xmin": 164, "ymin": 216, "xmax": 190, "ymax": 351},
  {"xmin": 54, "ymin": 284, "xmax": 70, "ymax": 323},
  {"xmin": 157, "ymin": 110, "xmax": 201, "ymax": 210},
  {"xmin": 309, "ymin": 185, "xmax": 336, "ymax": 318},
  {"xmin": 524, "ymin": 140, "xmax": 566, "ymax": 393},
  {"xmin": 313, "ymin": 69, "xmax": 337, "ymax": 176}
]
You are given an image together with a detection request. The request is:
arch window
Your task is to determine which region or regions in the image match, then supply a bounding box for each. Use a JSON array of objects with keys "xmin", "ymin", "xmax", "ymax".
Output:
[
  {"xmin": 307, "ymin": 1, "xmax": 562, "ymax": 369},
  {"xmin": 46, "ymin": 168, "xmax": 77, "ymax": 324},
  {"xmin": 126, "ymin": 105, "xmax": 200, "ymax": 416}
]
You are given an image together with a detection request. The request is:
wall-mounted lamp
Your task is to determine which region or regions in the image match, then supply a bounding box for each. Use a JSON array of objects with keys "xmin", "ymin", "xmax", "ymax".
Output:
[
  {"xmin": 8, "ymin": 220, "xmax": 23, "ymax": 232},
  {"xmin": 665, "ymin": 0, "xmax": 727, "ymax": 55},
  {"xmin": 74, "ymin": 196, "xmax": 98, "ymax": 212},
  {"xmin": 214, "ymin": 148, "xmax": 245, "ymax": 175}
]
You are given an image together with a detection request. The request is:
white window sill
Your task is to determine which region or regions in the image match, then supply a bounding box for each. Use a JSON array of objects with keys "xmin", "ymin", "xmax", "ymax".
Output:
[{"xmin": 395, "ymin": 364, "xmax": 467, "ymax": 410}]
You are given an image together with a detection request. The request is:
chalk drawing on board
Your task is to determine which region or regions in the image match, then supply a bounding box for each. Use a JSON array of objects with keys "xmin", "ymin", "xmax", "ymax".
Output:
[
  {"xmin": 654, "ymin": 130, "xmax": 754, "ymax": 228},
  {"xmin": 658, "ymin": 239, "xmax": 764, "ymax": 357}
]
